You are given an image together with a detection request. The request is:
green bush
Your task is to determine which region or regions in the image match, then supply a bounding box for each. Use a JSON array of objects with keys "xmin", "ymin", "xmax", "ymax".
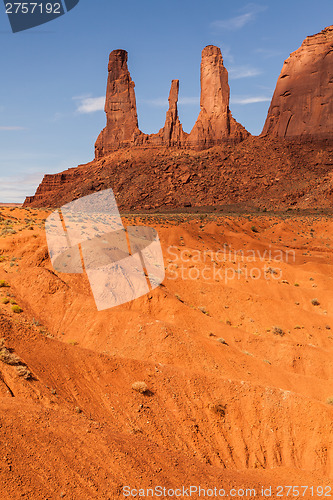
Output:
[{"xmin": 11, "ymin": 305, "xmax": 22, "ymax": 314}]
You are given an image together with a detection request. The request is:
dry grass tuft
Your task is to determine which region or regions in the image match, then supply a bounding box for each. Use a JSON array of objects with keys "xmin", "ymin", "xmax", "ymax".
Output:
[{"xmin": 132, "ymin": 381, "xmax": 149, "ymax": 394}]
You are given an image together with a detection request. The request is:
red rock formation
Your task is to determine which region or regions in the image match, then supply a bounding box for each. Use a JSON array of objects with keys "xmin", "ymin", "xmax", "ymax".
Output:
[
  {"xmin": 23, "ymin": 137, "xmax": 333, "ymax": 209},
  {"xmin": 136, "ymin": 79, "xmax": 187, "ymax": 148},
  {"xmin": 94, "ymin": 46, "xmax": 248, "ymax": 157},
  {"xmin": 162, "ymin": 79, "xmax": 186, "ymax": 146},
  {"xmin": 187, "ymin": 45, "xmax": 249, "ymax": 148},
  {"xmin": 22, "ymin": 27, "xmax": 333, "ymax": 210},
  {"xmin": 95, "ymin": 50, "xmax": 142, "ymax": 158},
  {"xmin": 262, "ymin": 25, "xmax": 333, "ymax": 139}
]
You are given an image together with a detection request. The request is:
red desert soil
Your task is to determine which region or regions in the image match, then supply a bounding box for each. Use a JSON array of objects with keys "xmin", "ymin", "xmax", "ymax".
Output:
[{"xmin": 0, "ymin": 207, "xmax": 333, "ymax": 498}]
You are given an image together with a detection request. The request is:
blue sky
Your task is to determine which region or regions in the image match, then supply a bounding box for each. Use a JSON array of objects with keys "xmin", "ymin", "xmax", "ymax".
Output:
[{"xmin": 0, "ymin": 0, "xmax": 332, "ymax": 202}]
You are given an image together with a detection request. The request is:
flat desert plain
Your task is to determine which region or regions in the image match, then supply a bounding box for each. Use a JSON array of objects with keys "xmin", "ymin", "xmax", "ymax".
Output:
[{"xmin": 0, "ymin": 207, "xmax": 333, "ymax": 499}]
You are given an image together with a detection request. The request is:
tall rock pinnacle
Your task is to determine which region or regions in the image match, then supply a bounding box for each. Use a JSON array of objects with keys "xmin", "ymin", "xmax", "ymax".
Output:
[
  {"xmin": 163, "ymin": 80, "xmax": 185, "ymax": 146},
  {"xmin": 262, "ymin": 26, "xmax": 333, "ymax": 139},
  {"xmin": 94, "ymin": 46, "xmax": 249, "ymax": 157},
  {"xmin": 95, "ymin": 50, "xmax": 142, "ymax": 158},
  {"xmin": 188, "ymin": 45, "xmax": 249, "ymax": 147}
]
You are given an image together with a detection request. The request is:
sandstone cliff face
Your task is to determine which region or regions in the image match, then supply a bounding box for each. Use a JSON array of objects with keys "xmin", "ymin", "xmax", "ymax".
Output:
[
  {"xmin": 95, "ymin": 45, "xmax": 248, "ymax": 157},
  {"xmin": 187, "ymin": 46, "xmax": 249, "ymax": 148},
  {"xmin": 262, "ymin": 25, "xmax": 333, "ymax": 139}
]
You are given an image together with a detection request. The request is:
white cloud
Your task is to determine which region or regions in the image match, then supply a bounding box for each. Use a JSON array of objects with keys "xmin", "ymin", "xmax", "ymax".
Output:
[
  {"xmin": 212, "ymin": 13, "xmax": 253, "ymax": 31},
  {"xmin": 231, "ymin": 95, "xmax": 271, "ymax": 105},
  {"xmin": 211, "ymin": 3, "xmax": 267, "ymax": 31},
  {"xmin": 75, "ymin": 96, "xmax": 105, "ymax": 114},
  {"xmin": 0, "ymin": 172, "xmax": 44, "ymax": 203},
  {"xmin": 228, "ymin": 66, "xmax": 262, "ymax": 79},
  {"xmin": 0, "ymin": 126, "xmax": 25, "ymax": 131}
]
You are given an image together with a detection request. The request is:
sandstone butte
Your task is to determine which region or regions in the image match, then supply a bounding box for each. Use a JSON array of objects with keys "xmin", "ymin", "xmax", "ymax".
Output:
[
  {"xmin": 262, "ymin": 25, "xmax": 333, "ymax": 139},
  {"xmin": 94, "ymin": 45, "xmax": 249, "ymax": 158},
  {"xmin": 23, "ymin": 26, "xmax": 333, "ymax": 209}
]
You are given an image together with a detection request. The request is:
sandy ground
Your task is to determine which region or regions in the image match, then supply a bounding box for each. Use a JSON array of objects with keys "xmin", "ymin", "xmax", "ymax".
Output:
[{"xmin": 0, "ymin": 206, "xmax": 333, "ymax": 498}]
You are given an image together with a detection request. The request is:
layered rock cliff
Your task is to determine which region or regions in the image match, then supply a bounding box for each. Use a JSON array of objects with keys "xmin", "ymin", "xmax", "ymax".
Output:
[
  {"xmin": 95, "ymin": 45, "xmax": 248, "ymax": 157},
  {"xmin": 262, "ymin": 25, "xmax": 333, "ymax": 139}
]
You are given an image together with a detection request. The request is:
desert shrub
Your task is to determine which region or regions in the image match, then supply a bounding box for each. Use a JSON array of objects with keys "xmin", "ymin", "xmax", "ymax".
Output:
[
  {"xmin": 198, "ymin": 306, "xmax": 209, "ymax": 315},
  {"xmin": 131, "ymin": 381, "xmax": 149, "ymax": 394},
  {"xmin": 209, "ymin": 403, "xmax": 226, "ymax": 417},
  {"xmin": 67, "ymin": 340, "xmax": 78, "ymax": 346},
  {"xmin": 1, "ymin": 228, "xmax": 16, "ymax": 236},
  {"xmin": 0, "ymin": 280, "xmax": 9, "ymax": 288},
  {"xmin": 1, "ymin": 298, "xmax": 9, "ymax": 304},
  {"xmin": 15, "ymin": 366, "xmax": 32, "ymax": 380},
  {"xmin": 0, "ymin": 348, "xmax": 20, "ymax": 365},
  {"xmin": 217, "ymin": 338, "xmax": 228, "ymax": 345},
  {"xmin": 272, "ymin": 326, "xmax": 285, "ymax": 336},
  {"xmin": 311, "ymin": 298, "xmax": 320, "ymax": 306},
  {"xmin": 326, "ymin": 397, "xmax": 333, "ymax": 406},
  {"xmin": 0, "ymin": 339, "xmax": 33, "ymax": 378},
  {"xmin": 251, "ymin": 226, "xmax": 259, "ymax": 233},
  {"xmin": 11, "ymin": 305, "xmax": 22, "ymax": 313},
  {"xmin": 267, "ymin": 267, "xmax": 278, "ymax": 275}
]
